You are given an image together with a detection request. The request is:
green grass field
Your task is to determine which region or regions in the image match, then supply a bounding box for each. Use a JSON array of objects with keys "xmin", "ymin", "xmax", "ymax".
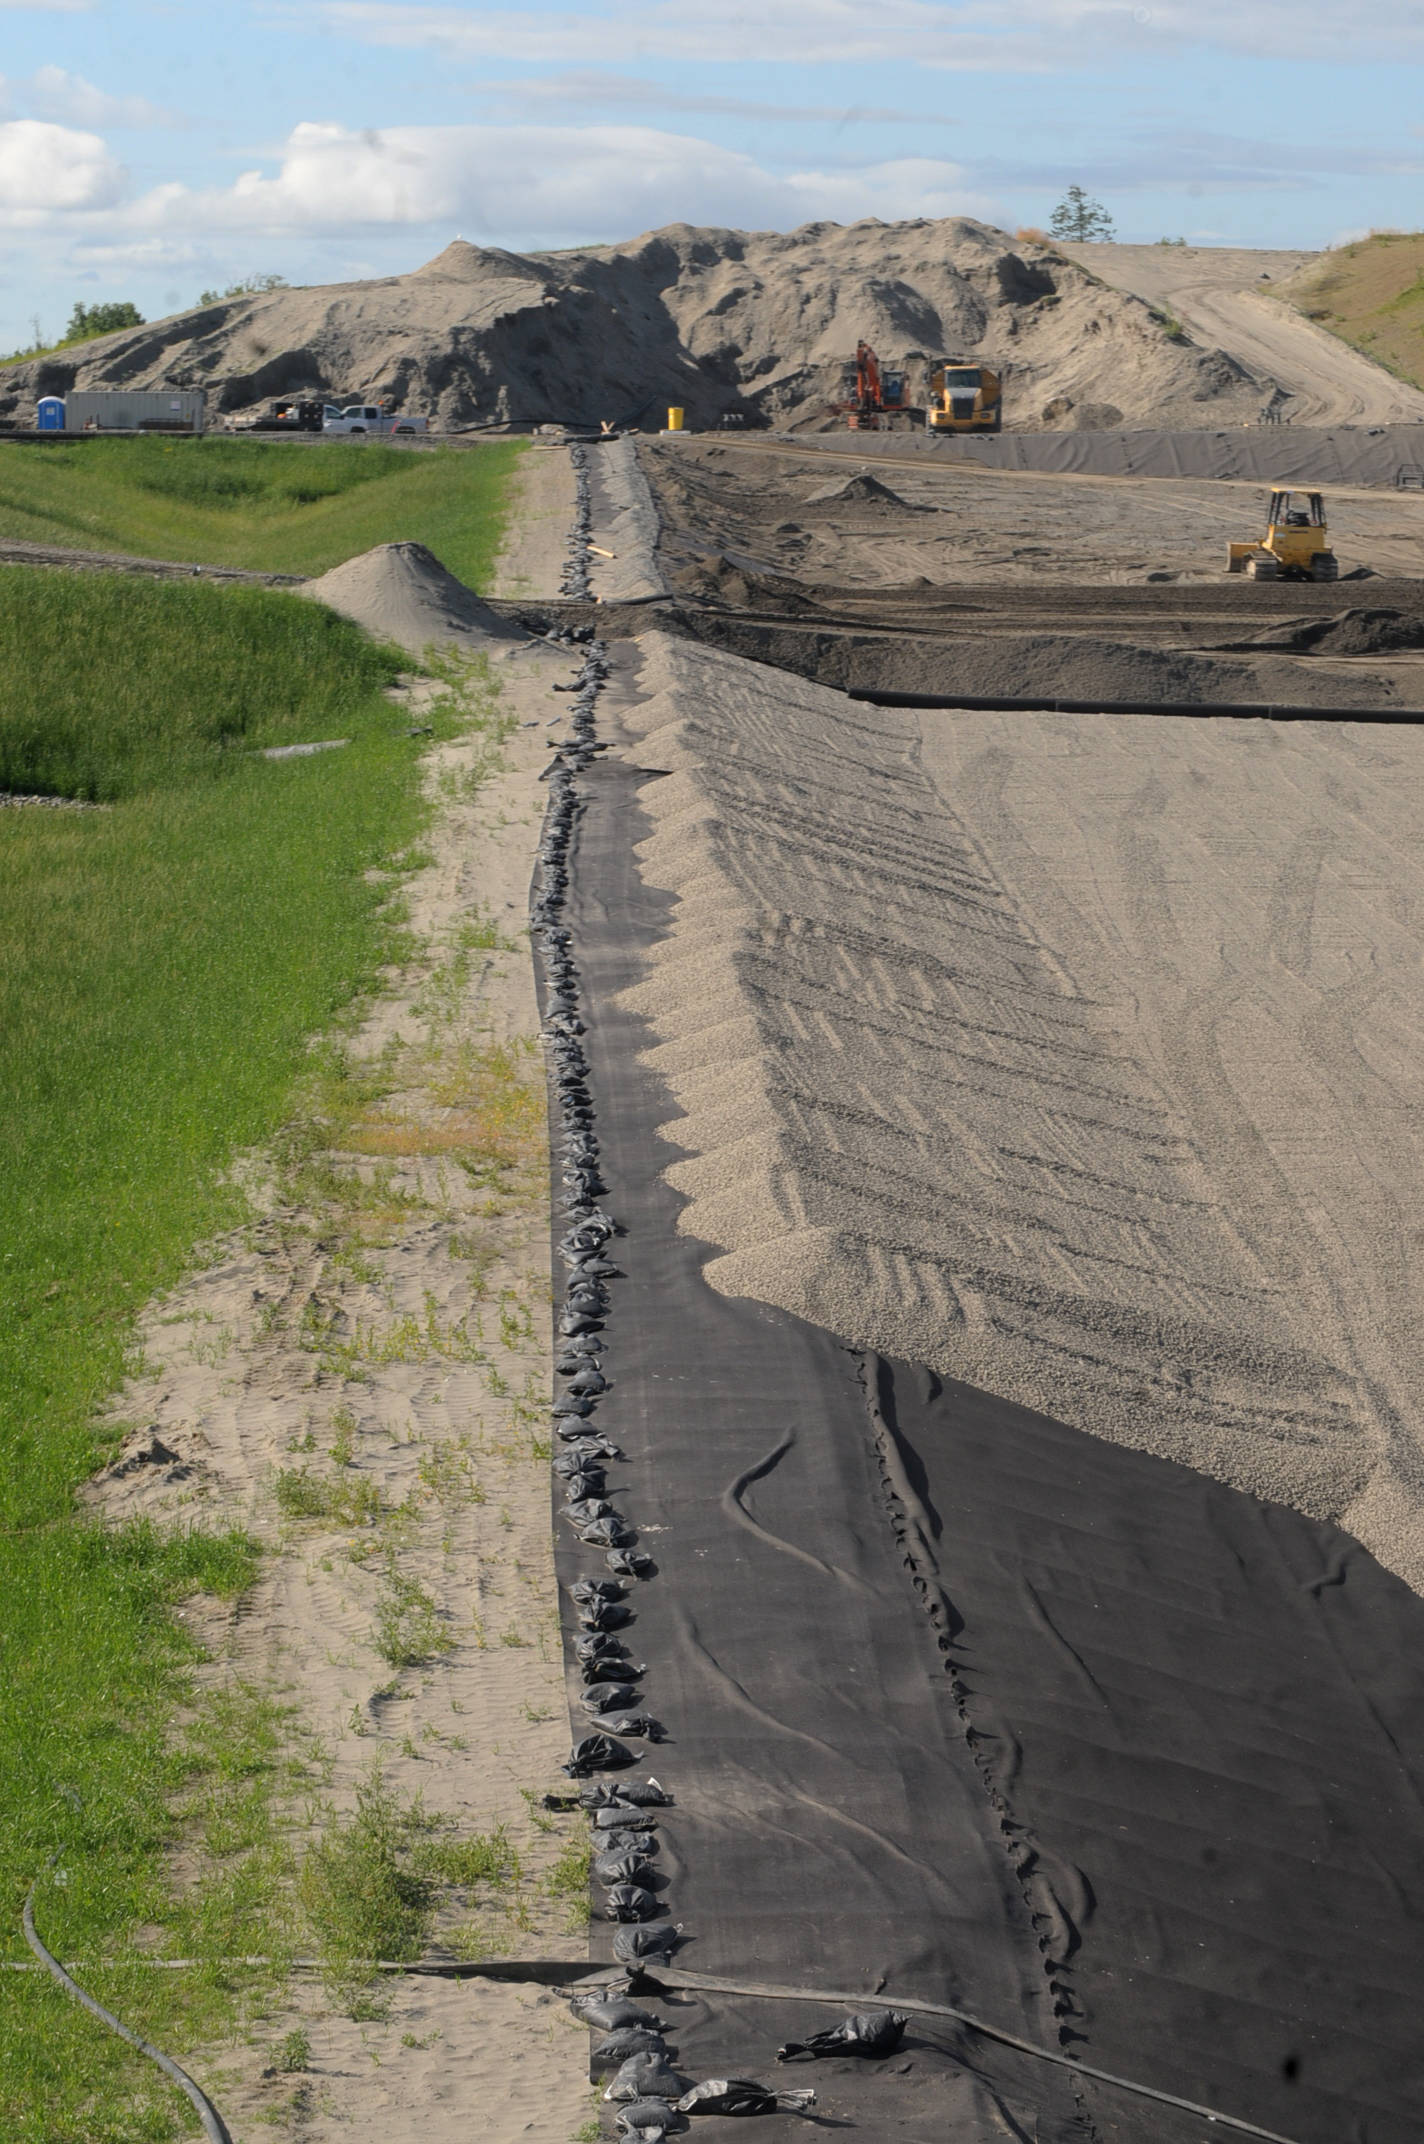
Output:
[
  {"xmin": 0, "ymin": 552, "xmax": 506, "ymax": 2137},
  {"xmin": 0, "ymin": 435, "xmax": 523, "ymax": 583},
  {"xmin": 1289, "ymin": 231, "xmax": 1424, "ymax": 391}
]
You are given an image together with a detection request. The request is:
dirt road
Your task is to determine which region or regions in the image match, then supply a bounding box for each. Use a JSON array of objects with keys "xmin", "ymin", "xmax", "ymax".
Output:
[{"xmin": 1061, "ymin": 243, "xmax": 1424, "ymax": 426}]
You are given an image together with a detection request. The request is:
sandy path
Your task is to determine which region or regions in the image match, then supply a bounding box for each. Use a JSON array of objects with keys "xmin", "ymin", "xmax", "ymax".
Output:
[
  {"xmin": 615, "ymin": 631, "xmax": 1424, "ymax": 1595},
  {"xmin": 80, "ymin": 459, "xmax": 600, "ymax": 2143},
  {"xmin": 1061, "ymin": 243, "xmax": 1424, "ymax": 426}
]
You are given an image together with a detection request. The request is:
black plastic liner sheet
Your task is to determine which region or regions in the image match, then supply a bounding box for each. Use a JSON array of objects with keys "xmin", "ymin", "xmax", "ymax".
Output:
[
  {"xmin": 547, "ymin": 664, "xmax": 1424, "ymax": 2143},
  {"xmin": 764, "ymin": 423, "xmax": 1424, "ymax": 488}
]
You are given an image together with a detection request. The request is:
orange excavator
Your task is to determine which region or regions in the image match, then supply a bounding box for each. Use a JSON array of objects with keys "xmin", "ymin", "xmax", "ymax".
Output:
[{"xmin": 833, "ymin": 342, "xmax": 910, "ymax": 431}]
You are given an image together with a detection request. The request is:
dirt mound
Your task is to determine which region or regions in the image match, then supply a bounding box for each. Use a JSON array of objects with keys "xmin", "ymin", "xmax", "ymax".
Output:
[
  {"xmin": 676, "ymin": 618, "xmax": 1396, "ymax": 710},
  {"xmin": 299, "ymin": 542, "xmax": 523, "ymax": 656},
  {"xmin": 803, "ymin": 472, "xmax": 929, "ymax": 510},
  {"xmin": 0, "ymin": 216, "xmax": 1266, "ymax": 436}
]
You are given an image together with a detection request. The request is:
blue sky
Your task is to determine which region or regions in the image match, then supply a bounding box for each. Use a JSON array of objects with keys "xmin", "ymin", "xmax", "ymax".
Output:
[{"xmin": 0, "ymin": 0, "xmax": 1420, "ymax": 350}]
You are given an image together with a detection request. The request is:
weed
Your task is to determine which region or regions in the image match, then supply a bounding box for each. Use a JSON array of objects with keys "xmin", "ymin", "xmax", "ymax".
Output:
[
  {"xmin": 274, "ymin": 1467, "xmax": 382, "ymax": 1527},
  {"xmin": 373, "ymin": 1566, "xmax": 453, "ymax": 1667},
  {"xmin": 543, "ymin": 1827, "xmax": 592, "ymax": 1931},
  {"xmin": 416, "ymin": 1438, "xmax": 484, "ymax": 1506},
  {"xmin": 519, "ymin": 1787, "xmax": 556, "ymax": 1836},
  {"xmin": 299, "ymin": 1766, "xmax": 438, "ymax": 1980},
  {"xmin": 329, "ymin": 1406, "xmax": 359, "ymax": 1466},
  {"xmin": 275, "ymin": 2028, "xmax": 312, "ymax": 2073}
]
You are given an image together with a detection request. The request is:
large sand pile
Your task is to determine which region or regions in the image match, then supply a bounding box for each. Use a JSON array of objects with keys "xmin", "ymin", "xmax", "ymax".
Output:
[
  {"xmin": 299, "ymin": 540, "xmax": 523, "ymax": 656},
  {"xmin": 0, "ymin": 218, "xmax": 1266, "ymax": 435},
  {"xmin": 618, "ymin": 632, "xmax": 1424, "ymax": 1593}
]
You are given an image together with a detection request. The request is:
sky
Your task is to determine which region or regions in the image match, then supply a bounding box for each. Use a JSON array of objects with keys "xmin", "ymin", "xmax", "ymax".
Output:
[{"xmin": 0, "ymin": 0, "xmax": 1420, "ymax": 351}]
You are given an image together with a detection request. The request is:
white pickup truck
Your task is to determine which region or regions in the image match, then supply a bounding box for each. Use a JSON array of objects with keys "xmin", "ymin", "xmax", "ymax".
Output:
[{"xmin": 321, "ymin": 404, "xmax": 429, "ymax": 437}]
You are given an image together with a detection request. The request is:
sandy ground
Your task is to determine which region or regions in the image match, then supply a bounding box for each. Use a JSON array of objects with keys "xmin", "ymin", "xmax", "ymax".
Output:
[
  {"xmin": 1059, "ymin": 243, "xmax": 1424, "ymax": 427},
  {"xmin": 646, "ymin": 435, "xmax": 1424, "ymax": 587},
  {"xmin": 84, "ymin": 453, "xmax": 600, "ymax": 2143},
  {"xmin": 613, "ymin": 630, "xmax": 1424, "ymax": 1597}
]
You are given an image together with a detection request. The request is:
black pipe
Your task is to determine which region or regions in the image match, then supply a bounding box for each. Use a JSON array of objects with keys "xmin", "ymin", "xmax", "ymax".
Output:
[{"xmin": 849, "ymin": 687, "xmax": 1422, "ymax": 721}]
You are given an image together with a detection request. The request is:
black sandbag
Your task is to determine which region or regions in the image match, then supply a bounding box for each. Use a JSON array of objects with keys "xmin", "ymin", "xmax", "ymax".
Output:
[
  {"xmin": 776, "ymin": 2008, "xmax": 908, "ymax": 2061},
  {"xmin": 598, "ymin": 1711, "xmax": 665, "ymax": 1740},
  {"xmin": 574, "ymin": 1633, "xmax": 629, "ymax": 1665},
  {"xmin": 606, "ymin": 1547, "xmax": 657, "ymax": 1578},
  {"xmin": 563, "ymin": 1733, "xmax": 636, "ymax": 1776},
  {"xmin": 613, "ymin": 1924, "xmax": 680, "ymax": 1966},
  {"xmin": 606, "ymin": 2054, "xmax": 688, "ymax": 2102},
  {"xmin": 613, "ymin": 2100, "xmax": 681, "ymax": 2142},
  {"xmin": 569, "ymin": 1577, "xmax": 627, "ymax": 1605},
  {"xmin": 582, "ymin": 1653, "xmax": 644, "ymax": 1684},
  {"xmin": 677, "ymin": 2079, "xmax": 817, "ymax": 2117},
  {"xmin": 577, "ymin": 1599, "xmax": 633, "ymax": 1631},
  {"xmin": 592, "ymin": 1850, "xmax": 654, "ymax": 1886},
  {"xmin": 603, "ymin": 1882, "xmax": 661, "ymax": 1923},
  {"xmin": 591, "ymin": 1799, "xmax": 658, "ymax": 1828},
  {"xmin": 591, "ymin": 2026, "xmax": 669, "ymax": 2065},
  {"xmin": 578, "ymin": 1514, "xmax": 636, "ymax": 1549},
  {"xmin": 582, "ymin": 1682, "xmax": 642, "ymax": 1714},
  {"xmin": 593, "ymin": 1779, "xmax": 671, "ymax": 1807},
  {"xmin": 570, "ymin": 1993, "xmax": 665, "ymax": 2033},
  {"xmin": 564, "ymin": 1497, "xmax": 615, "ymax": 1525},
  {"xmin": 594, "ymin": 1828, "xmax": 659, "ymax": 1859}
]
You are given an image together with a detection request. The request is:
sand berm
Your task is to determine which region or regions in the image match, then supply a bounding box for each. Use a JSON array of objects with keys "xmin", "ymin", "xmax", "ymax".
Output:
[{"xmin": 615, "ymin": 633, "xmax": 1424, "ymax": 1594}]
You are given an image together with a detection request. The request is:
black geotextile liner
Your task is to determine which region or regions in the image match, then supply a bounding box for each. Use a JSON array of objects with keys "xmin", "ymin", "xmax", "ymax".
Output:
[
  {"xmin": 544, "ymin": 659, "xmax": 1424, "ymax": 2143},
  {"xmin": 766, "ymin": 423, "xmax": 1424, "ymax": 488}
]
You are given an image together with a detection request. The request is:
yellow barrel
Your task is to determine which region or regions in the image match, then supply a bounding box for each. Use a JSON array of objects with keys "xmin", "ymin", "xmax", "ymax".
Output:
[{"xmin": 666, "ymin": 406, "xmax": 685, "ymax": 431}]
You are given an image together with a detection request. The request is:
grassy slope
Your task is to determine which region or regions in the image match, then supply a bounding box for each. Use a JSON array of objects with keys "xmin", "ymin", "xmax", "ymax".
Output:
[
  {"xmin": 1288, "ymin": 232, "xmax": 1424, "ymax": 391},
  {"xmin": 0, "ymin": 448, "xmax": 517, "ymax": 2140},
  {"xmin": 0, "ymin": 435, "xmax": 523, "ymax": 584}
]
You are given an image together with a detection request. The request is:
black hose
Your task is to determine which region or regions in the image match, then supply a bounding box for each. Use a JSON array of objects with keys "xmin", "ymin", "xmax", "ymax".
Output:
[
  {"xmin": 22, "ymin": 1877, "xmax": 234, "ymax": 2144},
  {"xmin": 849, "ymin": 686, "xmax": 1421, "ymax": 721}
]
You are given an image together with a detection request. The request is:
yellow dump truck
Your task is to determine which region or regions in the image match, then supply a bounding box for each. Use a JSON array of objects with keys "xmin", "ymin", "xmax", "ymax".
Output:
[
  {"xmin": 926, "ymin": 361, "xmax": 1001, "ymax": 433},
  {"xmin": 1228, "ymin": 488, "xmax": 1338, "ymax": 581}
]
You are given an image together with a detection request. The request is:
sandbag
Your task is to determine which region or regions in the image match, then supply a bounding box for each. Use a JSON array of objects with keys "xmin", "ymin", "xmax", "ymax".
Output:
[
  {"xmin": 614, "ymin": 1922, "xmax": 681, "ymax": 1964},
  {"xmin": 605, "ymin": 2054, "xmax": 687, "ymax": 2102},
  {"xmin": 578, "ymin": 1514, "xmax": 636, "ymax": 1549},
  {"xmin": 582, "ymin": 1682, "xmax": 643, "ymax": 1715},
  {"xmin": 594, "ymin": 1828, "xmax": 659, "ymax": 1859},
  {"xmin": 599, "ymin": 1711, "xmax": 666, "ymax": 1741},
  {"xmin": 613, "ymin": 2100, "xmax": 682, "ymax": 2142},
  {"xmin": 776, "ymin": 2008, "xmax": 908, "ymax": 2061},
  {"xmin": 677, "ymin": 2078, "xmax": 816, "ymax": 2116},
  {"xmin": 563, "ymin": 1733, "xmax": 636, "ymax": 1777},
  {"xmin": 592, "ymin": 1850, "xmax": 654, "ymax": 1886},
  {"xmin": 591, "ymin": 2026, "xmax": 668, "ymax": 2065},
  {"xmin": 603, "ymin": 1882, "xmax": 661, "ymax": 1923},
  {"xmin": 569, "ymin": 1992, "xmax": 665, "ymax": 2034}
]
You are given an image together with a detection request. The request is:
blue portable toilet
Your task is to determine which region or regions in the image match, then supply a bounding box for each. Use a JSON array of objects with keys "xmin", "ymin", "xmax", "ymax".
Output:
[{"xmin": 36, "ymin": 397, "xmax": 65, "ymax": 431}]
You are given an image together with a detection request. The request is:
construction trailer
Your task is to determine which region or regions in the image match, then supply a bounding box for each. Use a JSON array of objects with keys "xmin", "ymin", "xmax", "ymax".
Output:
[{"xmin": 49, "ymin": 390, "xmax": 207, "ymax": 434}]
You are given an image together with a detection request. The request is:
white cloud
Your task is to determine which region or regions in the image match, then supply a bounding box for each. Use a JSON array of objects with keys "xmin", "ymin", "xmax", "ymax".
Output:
[
  {"xmin": 27, "ymin": 67, "xmax": 178, "ymax": 129},
  {"xmin": 313, "ymin": 0, "xmax": 1424, "ymax": 67},
  {"xmin": 0, "ymin": 121, "xmax": 123, "ymax": 219},
  {"xmin": 121, "ymin": 120, "xmax": 989, "ymax": 241},
  {"xmin": 315, "ymin": 0, "xmax": 1058, "ymax": 70},
  {"xmin": 484, "ymin": 71, "xmax": 957, "ymax": 125}
]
